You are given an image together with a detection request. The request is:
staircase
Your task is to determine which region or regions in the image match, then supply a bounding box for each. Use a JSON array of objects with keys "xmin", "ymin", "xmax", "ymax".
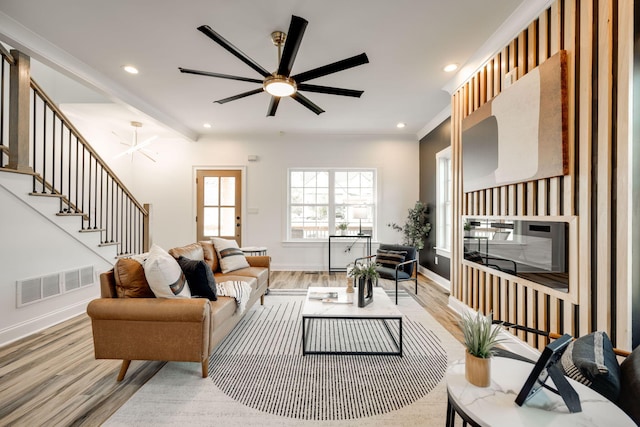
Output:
[{"xmin": 0, "ymin": 46, "xmax": 149, "ymax": 261}]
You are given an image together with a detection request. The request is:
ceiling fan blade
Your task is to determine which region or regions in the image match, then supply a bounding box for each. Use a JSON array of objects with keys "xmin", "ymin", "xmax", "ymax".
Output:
[
  {"xmin": 297, "ymin": 84, "xmax": 364, "ymax": 98},
  {"xmin": 214, "ymin": 88, "xmax": 264, "ymax": 104},
  {"xmin": 291, "ymin": 93, "xmax": 325, "ymax": 115},
  {"xmin": 293, "ymin": 53, "xmax": 369, "ymax": 83},
  {"xmin": 139, "ymin": 150, "xmax": 157, "ymax": 163},
  {"xmin": 179, "ymin": 68, "xmax": 263, "ymax": 84},
  {"xmin": 266, "ymin": 96, "xmax": 280, "ymax": 117},
  {"xmin": 197, "ymin": 25, "xmax": 270, "ymax": 77},
  {"xmin": 277, "ymin": 15, "xmax": 308, "ymax": 77}
]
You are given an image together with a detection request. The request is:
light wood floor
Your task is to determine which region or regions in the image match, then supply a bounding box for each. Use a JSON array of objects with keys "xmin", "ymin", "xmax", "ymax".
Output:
[{"xmin": 0, "ymin": 271, "xmax": 462, "ymax": 426}]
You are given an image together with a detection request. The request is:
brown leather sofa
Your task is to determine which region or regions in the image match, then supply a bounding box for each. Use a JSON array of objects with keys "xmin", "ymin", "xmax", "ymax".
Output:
[{"xmin": 87, "ymin": 241, "xmax": 270, "ymax": 381}]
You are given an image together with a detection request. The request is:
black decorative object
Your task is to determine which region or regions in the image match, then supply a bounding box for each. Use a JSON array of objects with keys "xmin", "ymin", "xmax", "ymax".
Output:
[
  {"xmin": 515, "ymin": 333, "xmax": 582, "ymax": 413},
  {"xmin": 357, "ymin": 277, "xmax": 374, "ymax": 307}
]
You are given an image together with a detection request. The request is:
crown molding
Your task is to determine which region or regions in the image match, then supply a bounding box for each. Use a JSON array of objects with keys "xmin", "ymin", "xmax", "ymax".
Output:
[
  {"xmin": 417, "ymin": 105, "xmax": 451, "ymax": 140},
  {"xmin": 0, "ymin": 12, "xmax": 198, "ymax": 142},
  {"xmin": 441, "ymin": 0, "xmax": 555, "ymax": 95}
]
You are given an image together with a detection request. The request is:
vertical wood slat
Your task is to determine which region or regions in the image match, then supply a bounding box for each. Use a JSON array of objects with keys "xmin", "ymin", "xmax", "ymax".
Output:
[
  {"xmin": 527, "ymin": 288, "xmax": 537, "ymax": 347},
  {"xmin": 517, "ymin": 283, "xmax": 526, "ymax": 341},
  {"xmin": 537, "ymin": 292, "xmax": 549, "ymax": 350},
  {"xmin": 596, "ymin": 0, "xmax": 613, "ymax": 333},
  {"xmin": 578, "ymin": 0, "xmax": 594, "ymax": 337},
  {"xmin": 493, "ymin": 276, "xmax": 500, "ymax": 319},
  {"xmin": 616, "ymin": 0, "xmax": 632, "ymax": 348},
  {"xmin": 563, "ymin": 0, "xmax": 577, "ymax": 217}
]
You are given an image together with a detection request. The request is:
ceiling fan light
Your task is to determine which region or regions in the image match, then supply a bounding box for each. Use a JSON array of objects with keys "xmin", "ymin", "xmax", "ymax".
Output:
[{"xmin": 264, "ymin": 75, "xmax": 297, "ymax": 97}]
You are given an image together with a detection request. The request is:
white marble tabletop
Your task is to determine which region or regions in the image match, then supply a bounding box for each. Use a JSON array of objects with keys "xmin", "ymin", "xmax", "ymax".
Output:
[
  {"xmin": 302, "ymin": 287, "xmax": 402, "ymax": 318},
  {"xmin": 447, "ymin": 356, "xmax": 634, "ymax": 426}
]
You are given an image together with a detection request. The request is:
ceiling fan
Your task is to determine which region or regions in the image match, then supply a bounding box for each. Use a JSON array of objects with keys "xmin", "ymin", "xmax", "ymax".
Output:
[
  {"xmin": 179, "ymin": 15, "xmax": 369, "ymax": 116},
  {"xmin": 112, "ymin": 121, "xmax": 158, "ymax": 162}
]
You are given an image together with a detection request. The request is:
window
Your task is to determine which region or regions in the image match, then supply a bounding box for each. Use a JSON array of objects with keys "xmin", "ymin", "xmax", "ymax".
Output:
[
  {"xmin": 436, "ymin": 147, "xmax": 452, "ymax": 256},
  {"xmin": 289, "ymin": 169, "xmax": 376, "ymax": 240}
]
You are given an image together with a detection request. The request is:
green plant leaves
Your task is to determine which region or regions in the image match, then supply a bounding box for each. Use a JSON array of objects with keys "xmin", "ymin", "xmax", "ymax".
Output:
[{"xmin": 460, "ymin": 311, "xmax": 504, "ymax": 358}]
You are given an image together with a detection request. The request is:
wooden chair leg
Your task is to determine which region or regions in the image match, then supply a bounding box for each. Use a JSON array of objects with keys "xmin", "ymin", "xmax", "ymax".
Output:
[
  {"xmin": 117, "ymin": 360, "xmax": 131, "ymax": 382},
  {"xmin": 202, "ymin": 357, "xmax": 209, "ymax": 378},
  {"xmin": 260, "ymin": 294, "xmax": 265, "ymax": 305}
]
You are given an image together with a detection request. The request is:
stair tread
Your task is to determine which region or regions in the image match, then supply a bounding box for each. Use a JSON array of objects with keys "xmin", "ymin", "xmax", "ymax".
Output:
[{"xmin": 79, "ymin": 228, "xmax": 106, "ymax": 233}]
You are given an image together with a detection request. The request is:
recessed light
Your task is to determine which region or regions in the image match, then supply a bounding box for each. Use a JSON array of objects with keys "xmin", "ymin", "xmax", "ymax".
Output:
[
  {"xmin": 123, "ymin": 65, "xmax": 139, "ymax": 74},
  {"xmin": 443, "ymin": 63, "xmax": 458, "ymax": 73},
  {"xmin": 203, "ymin": 123, "xmax": 212, "ymax": 128},
  {"xmin": 396, "ymin": 122, "xmax": 406, "ymax": 129}
]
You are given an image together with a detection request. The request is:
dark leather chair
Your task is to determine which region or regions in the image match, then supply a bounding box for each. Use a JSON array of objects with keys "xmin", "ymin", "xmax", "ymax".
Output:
[{"xmin": 356, "ymin": 243, "xmax": 418, "ymax": 304}]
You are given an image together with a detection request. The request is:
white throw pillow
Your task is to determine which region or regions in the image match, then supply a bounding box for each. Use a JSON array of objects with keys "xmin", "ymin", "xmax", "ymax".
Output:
[
  {"xmin": 143, "ymin": 245, "xmax": 191, "ymax": 298},
  {"xmin": 212, "ymin": 238, "xmax": 250, "ymax": 273}
]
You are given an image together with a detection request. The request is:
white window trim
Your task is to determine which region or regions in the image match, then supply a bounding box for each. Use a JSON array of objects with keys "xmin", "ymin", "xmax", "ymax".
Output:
[
  {"xmin": 435, "ymin": 146, "xmax": 452, "ymax": 258},
  {"xmin": 286, "ymin": 168, "xmax": 377, "ymax": 242}
]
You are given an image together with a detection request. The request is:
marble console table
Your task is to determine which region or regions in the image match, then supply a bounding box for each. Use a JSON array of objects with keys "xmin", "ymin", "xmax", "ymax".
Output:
[{"xmin": 446, "ymin": 356, "xmax": 634, "ymax": 426}]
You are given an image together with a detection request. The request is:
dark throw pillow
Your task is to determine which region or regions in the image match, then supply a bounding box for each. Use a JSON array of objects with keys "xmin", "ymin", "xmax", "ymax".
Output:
[
  {"xmin": 617, "ymin": 345, "xmax": 640, "ymax": 424},
  {"xmin": 376, "ymin": 249, "xmax": 407, "ymax": 269},
  {"xmin": 559, "ymin": 331, "xmax": 621, "ymax": 402},
  {"xmin": 177, "ymin": 256, "xmax": 217, "ymax": 301}
]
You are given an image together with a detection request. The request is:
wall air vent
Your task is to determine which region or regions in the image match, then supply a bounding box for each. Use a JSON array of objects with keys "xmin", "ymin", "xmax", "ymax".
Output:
[{"xmin": 17, "ymin": 266, "xmax": 96, "ymax": 308}]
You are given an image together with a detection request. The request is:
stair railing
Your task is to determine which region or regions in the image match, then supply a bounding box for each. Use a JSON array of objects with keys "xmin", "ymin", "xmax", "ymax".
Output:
[{"xmin": 1, "ymin": 47, "xmax": 148, "ymax": 256}]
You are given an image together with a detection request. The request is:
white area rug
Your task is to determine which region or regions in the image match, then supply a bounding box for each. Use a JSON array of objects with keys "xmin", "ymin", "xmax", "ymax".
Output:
[{"xmin": 104, "ymin": 290, "xmax": 464, "ymax": 426}]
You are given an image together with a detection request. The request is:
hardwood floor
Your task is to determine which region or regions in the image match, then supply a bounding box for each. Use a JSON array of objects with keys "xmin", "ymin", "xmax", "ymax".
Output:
[{"xmin": 0, "ymin": 271, "xmax": 462, "ymax": 426}]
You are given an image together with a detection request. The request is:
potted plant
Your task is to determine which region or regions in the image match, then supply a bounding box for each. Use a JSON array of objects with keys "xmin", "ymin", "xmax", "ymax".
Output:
[
  {"xmin": 387, "ymin": 201, "xmax": 431, "ymax": 251},
  {"xmin": 460, "ymin": 310, "xmax": 503, "ymax": 387},
  {"xmin": 347, "ymin": 261, "xmax": 379, "ymax": 307},
  {"xmin": 337, "ymin": 222, "xmax": 348, "ymax": 235}
]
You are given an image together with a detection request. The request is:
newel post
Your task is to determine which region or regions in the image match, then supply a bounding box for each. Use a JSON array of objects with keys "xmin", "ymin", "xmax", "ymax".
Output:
[
  {"xmin": 143, "ymin": 203, "xmax": 152, "ymax": 252},
  {"xmin": 8, "ymin": 49, "xmax": 32, "ymax": 172}
]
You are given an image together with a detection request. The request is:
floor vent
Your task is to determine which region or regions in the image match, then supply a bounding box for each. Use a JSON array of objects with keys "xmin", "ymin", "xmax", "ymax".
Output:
[{"xmin": 17, "ymin": 266, "xmax": 96, "ymax": 308}]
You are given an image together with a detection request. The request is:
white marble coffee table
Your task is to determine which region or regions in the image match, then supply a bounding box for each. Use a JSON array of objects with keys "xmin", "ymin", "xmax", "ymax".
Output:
[
  {"xmin": 446, "ymin": 356, "xmax": 635, "ymax": 426},
  {"xmin": 301, "ymin": 286, "xmax": 403, "ymax": 356}
]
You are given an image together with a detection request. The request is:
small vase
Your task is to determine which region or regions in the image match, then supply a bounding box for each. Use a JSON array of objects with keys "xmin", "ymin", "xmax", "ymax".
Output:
[
  {"xmin": 346, "ymin": 277, "xmax": 354, "ymax": 293},
  {"xmin": 465, "ymin": 351, "xmax": 491, "ymax": 387}
]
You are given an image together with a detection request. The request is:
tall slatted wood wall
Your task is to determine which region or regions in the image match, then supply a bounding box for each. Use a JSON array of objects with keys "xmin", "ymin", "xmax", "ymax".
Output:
[{"xmin": 450, "ymin": 0, "xmax": 633, "ymax": 350}]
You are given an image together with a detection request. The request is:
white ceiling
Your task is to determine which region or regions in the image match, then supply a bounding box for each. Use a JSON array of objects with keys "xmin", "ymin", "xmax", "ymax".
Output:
[{"xmin": 0, "ymin": 0, "xmax": 542, "ymax": 141}]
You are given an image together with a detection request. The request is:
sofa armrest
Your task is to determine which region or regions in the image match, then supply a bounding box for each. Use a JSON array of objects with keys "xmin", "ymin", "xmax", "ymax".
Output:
[
  {"xmin": 246, "ymin": 255, "xmax": 270, "ymax": 268},
  {"xmin": 87, "ymin": 297, "xmax": 210, "ymax": 322}
]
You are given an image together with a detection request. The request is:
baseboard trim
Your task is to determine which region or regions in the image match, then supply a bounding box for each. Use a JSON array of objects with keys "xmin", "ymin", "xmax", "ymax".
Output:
[
  {"xmin": 0, "ymin": 297, "xmax": 94, "ymax": 347},
  {"xmin": 418, "ymin": 266, "xmax": 450, "ymax": 291}
]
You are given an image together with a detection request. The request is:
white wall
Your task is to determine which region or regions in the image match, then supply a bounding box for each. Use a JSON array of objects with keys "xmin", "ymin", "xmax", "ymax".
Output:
[
  {"xmin": 0, "ymin": 177, "xmax": 112, "ymax": 346},
  {"xmin": 109, "ymin": 131, "xmax": 421, "ymax": 270}
]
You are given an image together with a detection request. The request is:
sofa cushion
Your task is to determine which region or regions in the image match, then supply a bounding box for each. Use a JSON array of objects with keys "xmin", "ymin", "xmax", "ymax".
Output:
[
  {"xmin": 113, "ymin": 258, "xmax": 155, "ymax": 298},
  {"xmin": 209, "ymin": 296, "xmax": 238, "ymax": 330},
  {"xmin": 376, "ymin": 249, "xmax": 407, "ymax": 269},
  {"xmin": 144, "ymin": 245, "xmax": 191, "ymax": 298},
  {"xmin": 559, "ymin": 331, "xmax": 621, "ymax": 401},
  {"xmin": 377, "ymin": 266, "xmax": 411, "ymax": 281},
  {"xmin": 225, "ymin": 266, "xmax": 269, "ymax": 287},
  {"xmin": 617, "ymin": 345, "xmax": 640, "ymax": 424},
  {"xmin": 177, "ymin": 256, "xmax": 217, "ymax": 301},
  {"xmin": 199, "ymin": 240, "xmax": 219, "ymax": 272},
  {"xmin": 169, "ymin": 242, "xmax": 204, "ymax": 262},
  {"xmin": 212, "ymin": 237, "xmax": 250, "ymax": 273}
]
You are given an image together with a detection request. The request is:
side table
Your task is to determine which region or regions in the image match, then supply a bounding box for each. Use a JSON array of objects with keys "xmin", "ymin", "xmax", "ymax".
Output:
[
  {"xmin": 240, "ymin": 246, "xmax": 269, "ymax": 294},
  {"xmin": 240, "ymin": 246, "xmax": 267, "ymax": 256},
  {"xmin": 445, "ymin": 356, "xmax": 634, "ymax": 426}
]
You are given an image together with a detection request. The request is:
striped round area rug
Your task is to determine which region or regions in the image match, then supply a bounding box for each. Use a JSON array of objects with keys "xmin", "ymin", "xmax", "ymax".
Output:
[{"xmin": 209, "ymin": 290, "xmax": 448, "ymax": 421}]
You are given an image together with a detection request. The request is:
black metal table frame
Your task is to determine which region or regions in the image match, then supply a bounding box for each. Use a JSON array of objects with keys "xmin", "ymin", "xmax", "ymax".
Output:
[
  {"xmin": 446, "ymin": 392, "xmax": 481, "ymax": 427},
  {"xmin": 301, "ymin": 315, "xmax": 402, "ymax": 356},
  {"xmin": 328, "ymin": 234, "xmax": 372, "ymax": 273}
]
